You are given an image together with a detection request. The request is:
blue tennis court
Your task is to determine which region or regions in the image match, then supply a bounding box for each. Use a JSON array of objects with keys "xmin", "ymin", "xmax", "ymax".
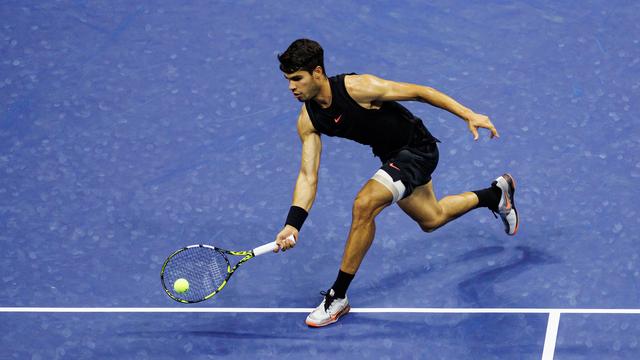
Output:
[{"xmin": 1, "ymin": 1, "xmax": 639, "ymax": 359}]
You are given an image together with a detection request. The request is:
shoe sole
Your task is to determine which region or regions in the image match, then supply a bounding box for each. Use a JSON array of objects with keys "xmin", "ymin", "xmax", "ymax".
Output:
[
  {"xmin": 305, "ymin": 305, "xmax": 351, "ymax": 328},
  {"xmin": 500, "ymin": 173, "xmax": 519, "ymax": 236}
]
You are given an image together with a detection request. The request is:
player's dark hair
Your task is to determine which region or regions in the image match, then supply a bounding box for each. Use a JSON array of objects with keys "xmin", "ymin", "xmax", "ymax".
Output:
[{"xmin": 278, "ymin": 38, "xmax": 326, "ymax": 75}]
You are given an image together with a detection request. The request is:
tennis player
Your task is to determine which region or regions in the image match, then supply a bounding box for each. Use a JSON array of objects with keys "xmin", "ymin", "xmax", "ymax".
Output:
[{"xmin": 273, "ymin": 39, "xmax": 519, "ymax": 327}]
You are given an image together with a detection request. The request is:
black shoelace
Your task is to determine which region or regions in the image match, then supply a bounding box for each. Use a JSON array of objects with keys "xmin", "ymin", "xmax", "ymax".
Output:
[{"xmin": 320, "ymin": 290, "xmax": 335, "ymax": 311}]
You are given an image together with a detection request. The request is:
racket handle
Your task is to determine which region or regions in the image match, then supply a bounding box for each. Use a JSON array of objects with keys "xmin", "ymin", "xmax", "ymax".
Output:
[{"xmin": 253, "ymin": 234, "xmax": 296, "ymax": 256}]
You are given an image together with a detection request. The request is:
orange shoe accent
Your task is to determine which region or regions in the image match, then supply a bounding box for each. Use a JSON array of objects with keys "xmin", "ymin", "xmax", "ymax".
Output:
[
  {"xmin": 305, "ymin": 305, "xmax": 351, "ymax": 328},
  {"xmin": 503, "ymin": 192, "xmax": 512, "ymax": 210}
]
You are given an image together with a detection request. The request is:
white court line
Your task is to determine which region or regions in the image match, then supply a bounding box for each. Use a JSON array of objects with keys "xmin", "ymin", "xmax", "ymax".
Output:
[
  {"xmin": 1, "ymin": 307, "xmax": 640, "ymax": 314},
  {"xmin": 541, "ymin": 311, "xmax": 561, "ymax": 360},
  {"xmin": 2, "ymin": 308, "xmax": 638, "ymax": 360}
]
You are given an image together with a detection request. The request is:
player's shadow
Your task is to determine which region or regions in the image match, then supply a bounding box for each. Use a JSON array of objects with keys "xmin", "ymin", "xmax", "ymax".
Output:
[
  {"xmin": 336, "ymin": 315, "xmax": 547, "ymax": 355},
  {"xmin": 118, "ymin": 329, "xmax": 287, "ymax": 338},
  {"xmin": 118, "ymin": 328, "xmax": 298, "ymax": 356},
  {"xmin": 119, "ymin": 317, "xmax": 543, "ymax": 357},
  {"xmin": 353, "ymin": 244, "xmax": 559, "ymax": 306},
  {"xmin": 455, "ymin": 245, "xmax": 559, "ymax": 306}
]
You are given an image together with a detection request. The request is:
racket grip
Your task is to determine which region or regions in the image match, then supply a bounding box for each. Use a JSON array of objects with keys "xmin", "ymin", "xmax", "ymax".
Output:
[{"xmin": 253, "ymin": 234, "xmax": 296, "ymax": 256}]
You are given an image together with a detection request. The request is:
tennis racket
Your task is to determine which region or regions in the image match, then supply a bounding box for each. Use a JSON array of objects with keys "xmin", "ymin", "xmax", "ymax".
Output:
[{"xmin": 160, "ymin": 234, "xmax": 295, "ymax": 303}]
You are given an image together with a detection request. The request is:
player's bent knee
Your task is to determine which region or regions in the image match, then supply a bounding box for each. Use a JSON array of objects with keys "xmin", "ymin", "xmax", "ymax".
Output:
[
  {"xmin": 352, "ymin": 195, "xmax": 376, "ymax": 220},
  {"xmin": 352, "ymin": 192, "xmax": 390, "ymax": 222},
  {"xmin": 419, "ymin": 219, "xmax": 442, "ymax": 233},
  {"xmin": 421, "ymin": 224, "xmax": 437, "ymax": 233}
]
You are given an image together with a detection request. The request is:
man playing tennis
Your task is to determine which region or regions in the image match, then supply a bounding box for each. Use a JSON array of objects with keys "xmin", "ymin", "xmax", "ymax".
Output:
[{"xmin": 273, "ymin": 39, "xmax": 519, "ymax": 327}]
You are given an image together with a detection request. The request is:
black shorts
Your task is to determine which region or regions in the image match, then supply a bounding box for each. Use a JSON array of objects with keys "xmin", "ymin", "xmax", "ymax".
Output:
[{"xmin": 372, "ymin": 141, "xmax": 439, "ymax": 203}]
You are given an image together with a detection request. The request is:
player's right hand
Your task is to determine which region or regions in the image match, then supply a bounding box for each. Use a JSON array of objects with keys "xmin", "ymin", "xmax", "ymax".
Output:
[{"xmin": 274, "ymin": 225, "xmax": 298, "ymax": 253}]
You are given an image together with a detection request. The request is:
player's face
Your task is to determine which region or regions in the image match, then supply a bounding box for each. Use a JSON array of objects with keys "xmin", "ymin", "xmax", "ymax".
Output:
[{"xmin": 283, "ymin": 69, "xmax": 321, "ymax": 102}]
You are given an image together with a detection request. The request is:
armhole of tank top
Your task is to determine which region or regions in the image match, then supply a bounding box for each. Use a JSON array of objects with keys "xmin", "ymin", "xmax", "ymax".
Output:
[
  {"xmin": 304, "ymin": 102, "xmax": 318, "ymax": 130},
  {"xmin": 339, "ymin": 73, "xmax": 380, "ymax": 112}
]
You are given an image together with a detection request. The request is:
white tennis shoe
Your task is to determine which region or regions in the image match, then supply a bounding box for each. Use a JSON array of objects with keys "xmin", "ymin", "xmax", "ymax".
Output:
[
  {"xmin": 493, "ymin": 173, "xmax": 519, "ymax": 235},
  {"xmin": 305, "ymin": 289, "xmax": 350, "ymax": 327}
]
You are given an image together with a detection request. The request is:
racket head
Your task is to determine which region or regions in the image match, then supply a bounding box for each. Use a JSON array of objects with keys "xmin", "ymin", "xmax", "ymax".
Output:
[{"xmin": 160, "ymin": 244, "xmax": 234, "ymax": 303}]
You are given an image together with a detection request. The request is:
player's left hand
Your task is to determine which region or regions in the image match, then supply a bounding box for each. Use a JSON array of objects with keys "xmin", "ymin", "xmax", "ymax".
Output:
[{"xmin": 466, "ymin": 113, "xmax": 499, "ymax": 141}]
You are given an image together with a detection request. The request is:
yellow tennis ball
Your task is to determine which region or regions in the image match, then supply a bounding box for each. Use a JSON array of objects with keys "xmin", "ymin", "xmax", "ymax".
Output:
[{"xmin": 173, "ymin": 278, "xmax": 189, "ymax": 293}]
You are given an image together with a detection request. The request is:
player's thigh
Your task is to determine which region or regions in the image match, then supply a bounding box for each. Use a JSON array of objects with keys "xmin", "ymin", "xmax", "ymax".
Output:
[
  {"xmin": 397, "ymin": 181, "xmax": 443, "ymax": 223},
  {"xmin": 353, "ymin": 179, "xmax": 394, "ymax": 217}
]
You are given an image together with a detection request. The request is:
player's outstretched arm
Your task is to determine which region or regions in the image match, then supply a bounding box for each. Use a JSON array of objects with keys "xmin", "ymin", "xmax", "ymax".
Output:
[
  {"xmin": 274, "ymin": 104, "xmax": 322, "ymax": 252},
  {"xmin": 346, "ymin": 74, "xmax": 499, "ymax": 141}
]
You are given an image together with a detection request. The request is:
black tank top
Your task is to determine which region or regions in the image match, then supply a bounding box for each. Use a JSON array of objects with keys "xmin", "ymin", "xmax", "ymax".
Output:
[{"xmin": 304, "ymin": 73, "xmax": 438, "ymax": 159}]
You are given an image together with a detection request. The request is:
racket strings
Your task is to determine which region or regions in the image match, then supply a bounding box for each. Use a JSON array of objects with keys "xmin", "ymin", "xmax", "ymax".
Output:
[
  {"xmin": 163, "ymin": 246, "xmax": 229, "ymax": 302},
  {"xmin": 207, "ymin": 254, "xmax": 226, "ymax": 286}
]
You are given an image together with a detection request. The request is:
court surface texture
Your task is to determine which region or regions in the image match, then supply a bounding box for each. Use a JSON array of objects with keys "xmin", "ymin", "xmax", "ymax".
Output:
[{"xmin": 1, "ymin": 1, "xmax": 639, "ymax": 359}]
